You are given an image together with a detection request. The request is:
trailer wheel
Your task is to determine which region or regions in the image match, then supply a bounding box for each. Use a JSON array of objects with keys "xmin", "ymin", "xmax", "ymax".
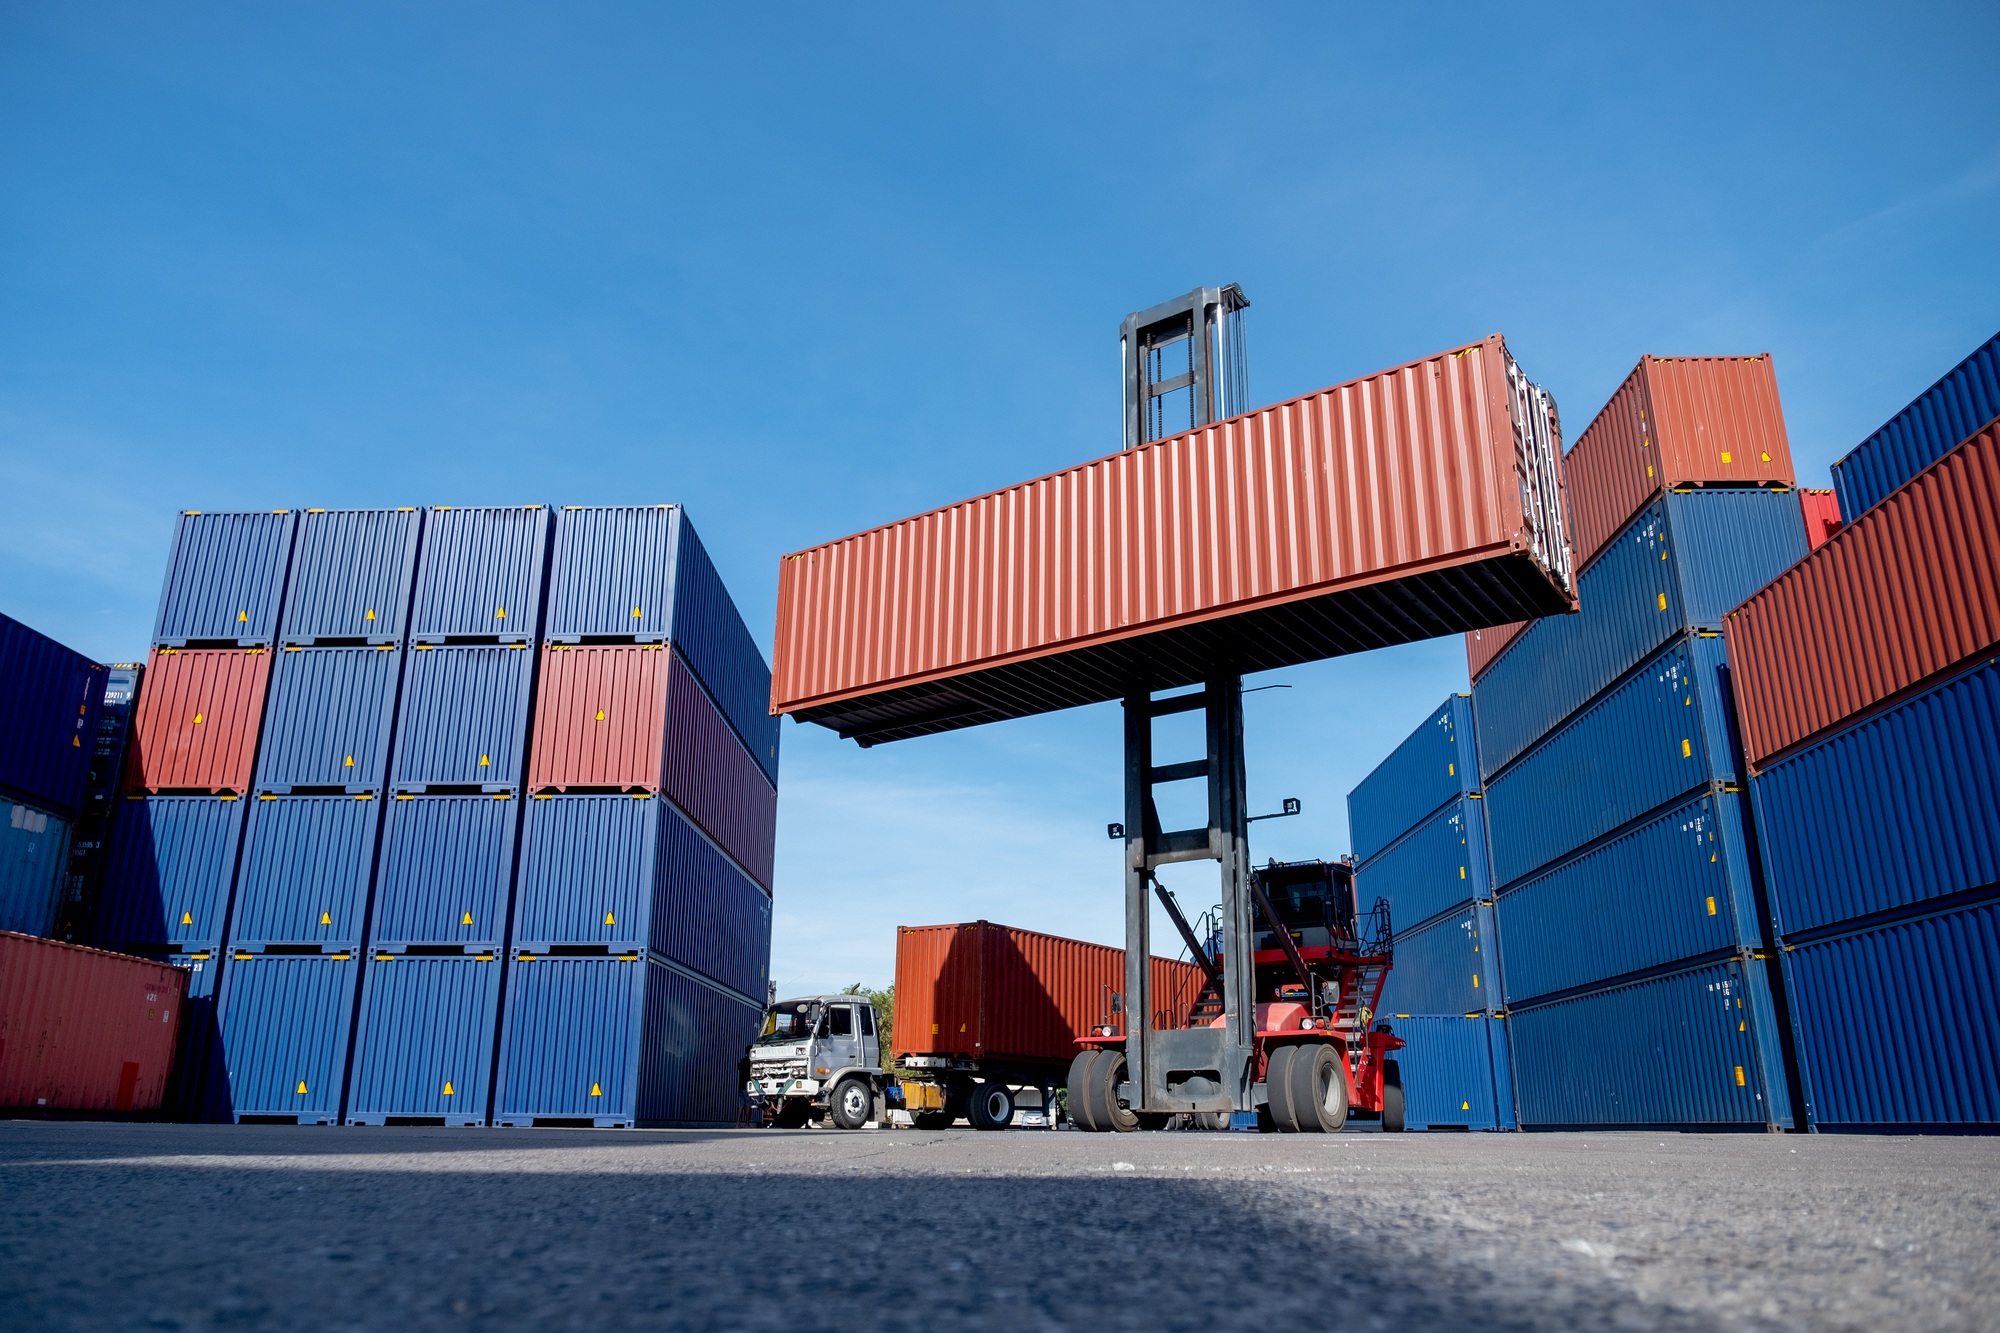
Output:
[
  {"xmin": 1263, "ymin": 1044, "xmax": 1299, "ymax": 1132},
  {"xmin": 1065, "ymin": 1051, "xmax": 1101, "ymax": 1131},
  {"xmin": 1289, "ymin": 1043, "xmax": 1349, "ymax": 1133},
  {"xmin": 1382, "ymin": 1059, "xmax": 1405, "ymax": 1134},
  {"xmin": 967, "ymin": 1081, "xmax": 1015, "ymax": 1131},
  {"xmin": 829, "ymin": 1078, "xmax": 873, "ymax": 1130}
]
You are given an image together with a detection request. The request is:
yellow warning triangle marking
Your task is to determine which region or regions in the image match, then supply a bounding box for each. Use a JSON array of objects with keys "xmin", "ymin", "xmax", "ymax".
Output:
[
  {"xmin": 297, "ymin": 1081, "xmax": 309, "ymax": 1095},
  {"xmin": 182, "ymin": 911, "xmax": 193, "ymax": 925},
  {"xmin": 365, "ymin": 608, "xmax": 376, "ymax": 620},
  {"xmin": 193, "ymin": 713, "xmax": 205, "ymax": 725},
  {"xmin": 321, "ymin": 912, "xmax": 332, "ymax": 925},
  {"xmin": 631, "ymin": 607, "xmax": 642, "ymax": 618},
  {"xmin": 594, "ymin": 710, "xmax": 605, "ymax": 721},
  {"xmin": 590, "ymin": 1082, "xmax": 603, "ymax": 1097},
  {"xmin": 344, "ymin": 755, "xmax": 355, "ymax": 767},
  {"xmin": 462, "ymin": 911, "xmax": 474, "ymax": 925},
  {"xmin": 1461, "ymin": 1101, "xmax": 1470, "ymax": 1111},
  {"xmin": 442, "ymin": 1081, "xmax": 455, "ymax": 1096},
  {"xmin": 73, "ymin": 735, "xmax": 81, "ymax": 746},
  {"xmin": 480, "ymin": 755, "xmax": 491, "ymax": 766},
  {"xmin": 495, "ymin": 607, "xmax": 507, "ymax": 618},
  {"xmin": 238, "ymin": 610, "xmax": 248, "ymax": 622},
  {"xmin": 604, "ymin": 912, "xmax": 616, "ymax": 925}
]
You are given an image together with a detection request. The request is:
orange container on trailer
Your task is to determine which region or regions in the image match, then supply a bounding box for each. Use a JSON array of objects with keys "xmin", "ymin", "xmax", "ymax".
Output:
[
  {"xmin": 122, "ymin": 647, "xmax": 272, "ymax": 794},
  {"xmin": 0, "ymin": 931, "xmax": 187, "ymax": 1114},
  {"xmin": 894, "ymin": 920, "xmax": 1208, "ymax": 1067}
]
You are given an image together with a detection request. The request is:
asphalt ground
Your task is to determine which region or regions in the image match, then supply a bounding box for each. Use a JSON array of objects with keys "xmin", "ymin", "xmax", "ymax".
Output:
[{"xmin": 1, "ymin": 1121, "xmax": 1994, "ymax": 1331}]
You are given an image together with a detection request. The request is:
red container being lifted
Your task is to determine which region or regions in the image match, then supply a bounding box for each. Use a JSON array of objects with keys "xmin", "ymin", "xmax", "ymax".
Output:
[
  {"xmin": 775, "ymin": 335, "xmax": 1574, "ymax": 745},
  {"xmin": 122, "ymin": 647, "xmax": 272, "ymax": 794},
  {"xmin": 1726, "ymin": 419, "xmax": 2000, "ymax": 772},
  {"xmin": 894, "ymin": 921, "xmax": 1208, "ymax": 1068},
  {"xmin": 0, "ymin": 931, "xmax": 187, "ymax": 1114}
]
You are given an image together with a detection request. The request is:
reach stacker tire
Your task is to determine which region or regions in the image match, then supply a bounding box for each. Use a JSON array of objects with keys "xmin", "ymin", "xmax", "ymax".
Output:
[
  {"xmin": 1289, "ymin": 1044, "xmax": 1348, "ymax": 1133},
  {"xmin": 967, "ymin": 1082, "xmax": 1015, "ymax": 1131},
  {"xmin": 1263, "ymin": 1044, "xmax": 1298, "ymax": 1132},
  {"xmin": 830, "ymin": 1078, "xmax": 873, "ymax": 1130},
  {"xmin": 1382, "ymin": 1059, "xmax": 1405, "ymax": 1133},
  {"xmin": 1065, "ymin": 1051, "xmax": 1101, "ymax": 1131}
]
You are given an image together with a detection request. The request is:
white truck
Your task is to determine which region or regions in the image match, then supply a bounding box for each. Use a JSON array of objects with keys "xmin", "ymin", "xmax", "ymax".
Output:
[{"xmin": 746, "ymin": 994, "xmax": 888, "ymax": 1129}]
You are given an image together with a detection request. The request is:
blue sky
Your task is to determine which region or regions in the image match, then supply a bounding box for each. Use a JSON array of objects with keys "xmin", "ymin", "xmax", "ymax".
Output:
[{"xmin": 3, "ymin": 4, "xmax": 1995, "ymax": 995}]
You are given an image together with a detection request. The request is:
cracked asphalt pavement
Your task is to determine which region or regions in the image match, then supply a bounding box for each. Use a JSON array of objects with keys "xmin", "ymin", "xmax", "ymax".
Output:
[{"xmin": 1, "ymin": 1121, "xmax": 1994, "ymax": 1330}]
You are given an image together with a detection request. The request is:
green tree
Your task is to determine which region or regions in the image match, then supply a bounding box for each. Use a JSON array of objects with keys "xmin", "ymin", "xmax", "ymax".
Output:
[{"xmin": 844, "ymin": 982, "xmax": 893, "ymax": 1058}]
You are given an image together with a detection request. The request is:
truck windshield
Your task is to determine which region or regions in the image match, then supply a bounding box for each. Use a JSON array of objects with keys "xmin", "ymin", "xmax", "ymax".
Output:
[{"xmin": 756, "ymin": 1002, "xmax": 821, "ymax": 1045}]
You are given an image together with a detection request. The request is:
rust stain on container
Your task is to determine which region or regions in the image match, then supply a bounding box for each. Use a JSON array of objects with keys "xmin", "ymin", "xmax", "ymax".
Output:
[
  {"xmin": 893, "ymin": 920, "xmax": 1208, "ymax": 1067},
  {"xmin": 1727, "ymin": 421, "xmax": 2000, "ymax": 771},
  {"xmin": 123, "ymin": 647, "xmax": 271, "ymax": 794},
  {"xmin": 0, "ymin": 931, "xmax": 187, "ymax": 1113},
  {"xmin": 775, "ymin": 335, "xmax": 1574, "ymax": 745}
]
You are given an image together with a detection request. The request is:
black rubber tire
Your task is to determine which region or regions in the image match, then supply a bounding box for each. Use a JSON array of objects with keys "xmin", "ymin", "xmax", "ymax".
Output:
[
  {"xmin": 829, "ymin": 1078, "xmax": 873, "ymax": 1130},
  {"xmin": 1263, "ymin": 1044, "xmax": 1298, "ymax": 1133},
  {"xmin": 1094, "ymin": 1052, "xmax": 1140, "ymax": 1132},
  {"xmin": 1289, "ymin": 1043, "xmax": 1349, "ymax": 1133},
  {"xmin": 1065, "ymin": 1050, "xmax": 1103, "ymax": 1132},
  {"xmin": 1382, "ymin": 1059, "xmax": 1406, "ymax": 1134},
  {"xmin": 966, "ymin": 1081, "xmax": 1015, "ymax": 1131},
  {"xmin": 770, "ymin": 1100, "xmax": 812, "ymax": 1129}
]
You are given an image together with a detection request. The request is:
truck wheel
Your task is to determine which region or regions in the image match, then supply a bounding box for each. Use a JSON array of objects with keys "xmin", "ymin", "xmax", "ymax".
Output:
[
  {"xmin": 1066, "ymin": 1051, "xmax": 1102, "ymax": 1131},
  {"xmin": 771, "ymin": 1100, "xmax": 812, "ymax": 1129},
  {"xmin": 1382, "ymin": 1059, "xmax": 1406, "ymax": 1134},
  {"xmin": 1263, "ymin": 1044, "xmax": 1298, "ymax": 1132},
  {"xmin": 1289, "ymin": 1043, "xmax": 1349, "ymax": 1133},
  {"xmin": 829, "ymin": 1078, "xmax": 873, "ymax": 1130},
  {"xmin": 967, "ymin": 1082, "xmax": 1015, "ymax": 1131}
]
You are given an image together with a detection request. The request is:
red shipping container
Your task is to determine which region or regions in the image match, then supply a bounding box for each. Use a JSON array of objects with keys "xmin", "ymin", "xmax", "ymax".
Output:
[
  {"xmin": 775, "ymin": 335, "xmax": 1574, "ymax": 745},
  {"xmin": 1464, "ymin": 353, "xmax": 1798, "ymax": 681},
  {"xmin": 1726, "ymin": 421, "xmax": 2000, "ymax": 771},
  {"xmin": 529, "ymin": 645, "xmax": 777, "ymax": 888},
  {"xmin": 1798, "ymin": 488, "xmax": 1843, "ymax": 551},
  {"xmin": 122, "ymin": 647, "xmax": 271, "ymax": 794},
  {"xmin": 0, "ymin": 931, "xmax": 186, "ymax": 1113},
  {"xmin": 894, "ymin": 921, "xmax": 1208, "ymax": 1067}
]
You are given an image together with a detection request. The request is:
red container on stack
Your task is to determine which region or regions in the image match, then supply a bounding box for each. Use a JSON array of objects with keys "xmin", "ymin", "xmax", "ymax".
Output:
[
  {"xmin": 528, "ymin": 644, "xmax": 777, "ymax": 888},
  {"xmin": 0, "ymin": 931, "xmax": 187, "ymax": 1113},
  {"xmin": 121, "ymin": 647, "xmax": 272, "ymax": 794},
  {"xmin": 1468, "ymin": 353, "xmax": 1797, "ymax": 680},
  {"xmin": 1797, "ymin": 489, "xmax": 1842, "ymax": 551}
]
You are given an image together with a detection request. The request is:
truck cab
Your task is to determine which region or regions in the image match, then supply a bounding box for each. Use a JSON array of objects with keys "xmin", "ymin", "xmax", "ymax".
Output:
[{"xmin": 747, "ymin": 994, "xmax": 885, "ymax": 1129}]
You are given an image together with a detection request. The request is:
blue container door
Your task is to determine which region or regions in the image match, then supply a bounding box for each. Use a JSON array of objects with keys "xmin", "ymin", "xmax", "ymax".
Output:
[
  {"xmin": 638, "ymin": 958, "xmax": 763, "ymax": 1126},
  {"xmin": 410, "ymin": 506, "xmax": 551, "ymax": 642},
  {"xmin": 370, "ymin": 794, "xmax": 521, "ymax": 950},
  {"xmin": 1355, "ymin": 795, "xmax": 1491, "ymax": 937},
  {"xmin": 391, "ymin": 646, "xmax": 535, "ymax": 790},
  {"xmin": 513, "ymin": 795, "xmax": 657, "ymax": 953},
  {"xmin": 1382, "ymin": 1015, "xmax": 1511, "ymax": 1131},
  {"xmin": 280, "ymin": 508, "xmax": 423, "ymax": 644},
  {"xmin": 230, "ymin": 796, "xmax": 382, "ymax": 948},
  {"xmin": 494, "ymin": 955, "xmax": 647, "ymax": 1126},
  {"xmin": 154, "ymin": 511, "xmax": 298, "ymax": 646},
  {"xmin": 346, "ymin": 955, "xmax": 503, "ymax": 1125},
  {"xmin": 211, "ymin": 953, "xmax": 362, "ymax": 1123},
  {"xmin": 651, "ymin": 800, "xmax": 772, "ymax": 1002},
  {"xmin": 95, "ymin": 796, "xmax": 245, "ymax": 950},
  {"xmin": 0, "ymin": 797, "xmax": 72, "ymax": 936},
  {"xmin": 1346, "ymin": 695, "xmax": 1479, "ymax": 863},
  {"xmin": 545, "ymin": 505, "xmax": 679, "ymax": 641},
  {"xmin": 255, "ymin": 646, "xmax": 403, "ymax": 792}
]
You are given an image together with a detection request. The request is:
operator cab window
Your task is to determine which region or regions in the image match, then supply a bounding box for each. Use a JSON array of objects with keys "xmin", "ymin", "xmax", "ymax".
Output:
[
  {"xmin": 859, "ymin": 1006, "xmax": 875, "ymax": 1036},
  {"xmin": 827, "ymin": 1006, "xmax": 854, "ymax": 1037}
]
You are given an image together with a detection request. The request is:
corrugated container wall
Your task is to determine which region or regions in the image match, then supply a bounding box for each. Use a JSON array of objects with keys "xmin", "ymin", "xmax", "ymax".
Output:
[
  {"xmin": 254, "ymin": 646, "xmax": 403, "ymax": 793},
  {"xmin": 1354, "ymin": 797, "xmax": 1492, "ymax": 936},
  {"xmin": 893, "ymin": 921, "xmax": 1207, "ymax": 1064},
  {"xmin": 211, "ymin": 953, "xmax": 360, "ymax": 1123},
  {"xmin": 95, "ymin": 797, "xmax": 245, "ymax": 950},
  {"xmin": 228, "ymin": 796, "xmax": 381, "ymax": 948},
  {"xmin": 346, "ymin": 954, "xmax": 502, "ymax": 1126},
  {"xmin": 122, "ymin": 648, "xmax": 272, "ymax": 795},
  {"xmin": 279, "ymin": 508, "xmax": 422, "ymax": 644},
  {"xmin": 776, "ymin": 335, "xmax": 1574, "ymax": 746},
  {"xmin": 409, "ymin": 506, "xmax": 550, "ymax": 642},
  {"xmin": 1832, "ymin": 330, "xmax": 2000, "ymax": 520},
  {"xmin": 1347, "ymin": 695, "xmax": 1478, "ymax": 863},
  {"xmin": 1377, "ymin": 906, "xmax": 1496, "ymax": 1016},
  {"xmin": 1726, "ymin": 421, "xmax": 2000, "ymax": 772},
  {"xmin": 546, "ymin": 506, "xmax": 780, "ymax": 783},
  {"xmin": 0, "ymin": 933, "xmax": 187, "ymax": 1113},
  {"xmin": 0, "ymin": 798, "xmax": 73, "ymax": 937},
  {"xmin": 0, "ymin": 612, "xmax": 107, "ymax": 816},
  {"xmin": 1385, "ymin": 1015, "xmax": 1515, "ymax": 1131},
  {"xmin": 153, "ymin": 511, "xmax": 297, "ymax": 646},
  {"xmin": 369, "ymin": 794, "xmax": 519, "ymax": 950},
  {"xmin": 1798, "ymin": 489, "xmax": 1842, "ymax": 550},
  {"xmin": 1475, "ymin": 489, "xmax": 1806, "ymax": 779},
  {"xmin": 391, "ymin": 645, "xmax": 536, "ymax": 791}
]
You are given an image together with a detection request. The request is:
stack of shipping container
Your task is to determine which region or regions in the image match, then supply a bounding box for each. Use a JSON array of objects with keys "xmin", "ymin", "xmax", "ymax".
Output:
[
  {"xmin": 1469, "ymin": 355, "xmax": 1810, "ymax": 1129},
  {"xmin": 1728, "ymin": 331, "xmax": 1999, "ymax": 1130},
  {"xmin": 0, "ymin": 614, "xmax": 107, "ymax": 938},
  {"xmin": 92, "ymin": 503, "xmax": 775, "ymax": 1127},
  {"xmin": 1348, "ymin": 696, "xmax": 1514, "ymax": 1130},
  {"xmin": 52, "ymin": 662, "xmax": 143, "ymax": 942}
]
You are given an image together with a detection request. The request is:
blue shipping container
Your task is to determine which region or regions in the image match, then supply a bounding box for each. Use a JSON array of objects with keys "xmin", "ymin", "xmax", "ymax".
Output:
[
  {"xmin": 1475, "ymin": 489, "xmax": 1806, "ymax": 780},
  {"xmin": 514, "ymin": 794, "xmax": 771, "ymax": 1000},
  {"xmin": 0, "ymin": 796, "xmax": 73, "ymax": 936},
  {"xmin": 409, "ymin": 506, "xmax": 551, "ymax": 642},
  {"xmin": 1486, "ymin": 632, "xmax": 1736, "ymax": 888},
  {"xmin": 391, "ymin": 645, "xmax": 535, "ymax": 791},
  {"xmin": 1355, "ymin": 796, "xmax": 1492, "ymax": 936},
  {"xmin": 346, "ymin": 954, "xmax": 503, "ymax": 1126},
  {"xmin": 211, "ymin": 952, "xmax": 361, "ymax": 1123},
  {"xmin": 95, "ymin": 796, "xmax": 246, "ymax": 949},
  {"xmin": 279, "ymin": 508, "xmax": 423, "ymax": 644},
  {"xmin": 1347, "ymin": 695, "xmax": 1478, "ymax": 863},
  {"xmin": 163, "ymin": 949, "xmax": 228, "ymax": 1123},
  {"xmin": 1496, "ymin": 785, "xmax": 1763, "ymax": 1005},
  {"xmin": 230, "ymin": 795, "xmax": 381, "ymax": 948},
  {"xmin": 1832, "ymin": 330, "xmax": 2000, "ymax": 520},
  {"xmin": 0, "ymin": 612, "xmax": 106, "ymax": 816},
  {"xmin": 494, "ymin": 953, "xmax": 762, "ymax": 1127},
  {"xmin": 1783, "ymin": 894, "xmax": 2000, "ymax": 1128},
  {"xmin": 545, "ymin": 507, "xmax": 780, "ymax": 784},
  {"xmin": 1754, "ymin": 658, "xmax": 2000, "ymax": 940},
  {"xmin": 79, "ymin": 664, "xmax": 142, "ymax": 814},
  {"xmin": 1507, "ymin": 957, "xmax": 1791, "ymax": 1128},
  {"xmin": 153, "ymin": 510, "xmax": 298, "ymax": 646},
  {"xmin": 370, "ymin": 794, "xmax": 521, "ymax": 949},
  {"xmin": 1378, "ymin": 904, "xmax": 1497, "ymax": 1016},
  {"xmin": 255, "ymin": 645, "xmax": 403, "ymax": 793},
  {"xmin": 1381, "ymin": 1015, "xmax": 1515, "ymax": 1131}
]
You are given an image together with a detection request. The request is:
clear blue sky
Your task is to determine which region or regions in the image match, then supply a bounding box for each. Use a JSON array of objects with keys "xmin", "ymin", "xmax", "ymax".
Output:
[{"xmin": 3, "ymin": 5, "xmax": 1995, "ymax": 996}]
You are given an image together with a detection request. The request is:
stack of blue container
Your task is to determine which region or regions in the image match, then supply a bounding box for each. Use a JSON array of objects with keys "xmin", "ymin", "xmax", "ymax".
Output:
[
  {"xmin": 1476, "ymin": 488, "xmax": 1808, "ymax": 1128},
  {"xmin": 0, "ymin": 613, "xmax": 107, "ymax": 937},
  {"xmin": 1348, "ymin": 696, "xmax": 1515, "ymax": 1130}
]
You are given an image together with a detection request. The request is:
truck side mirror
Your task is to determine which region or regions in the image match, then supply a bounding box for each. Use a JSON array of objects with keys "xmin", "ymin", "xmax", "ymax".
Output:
[{"xmin": 1110, "ymin": 992, "xmax": 1123, "ymax": 1014}]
